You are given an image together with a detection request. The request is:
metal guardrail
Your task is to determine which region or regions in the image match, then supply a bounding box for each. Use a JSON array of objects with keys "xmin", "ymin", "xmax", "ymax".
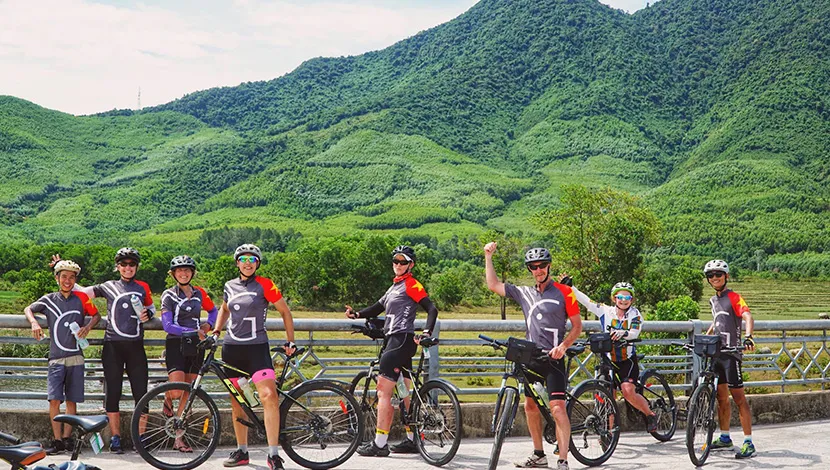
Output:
[{"xmin": 1, "ymin": 314, "xmax": 828, "ymax": 402}]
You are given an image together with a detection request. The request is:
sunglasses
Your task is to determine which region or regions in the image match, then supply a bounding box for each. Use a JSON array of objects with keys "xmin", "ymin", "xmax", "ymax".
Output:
[
  {"xmin": 615, "ymin": 294, "xmax": 633, "ymax": 301},
  {"xmin": 238, "ymin": 255, "xmax": 259, "ymax": 264},
  {"xmin": 392, "ymin": 259, "xmax": 411, "ymax": 266},
  {"xmin": 527, "ymin": 262, "xmax": 550, "ymax": 271},
  {"xmin": 118, "ymin": 261, "xmax": 138, "ymax": 267},
  {"xmin": 706, "ymin": 272, "xmax": 725, "ymax": 279}
]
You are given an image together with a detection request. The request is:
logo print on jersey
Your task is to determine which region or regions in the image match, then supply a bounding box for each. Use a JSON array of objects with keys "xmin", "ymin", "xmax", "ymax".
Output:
[
  {"xmin": 36, "ymin": 296, "xmax": 81, "ymax": 353},
  {"xmin": 226, "ymin": 291, "xmax": 258, "ymax": 342},
  {"xmin": 101, "ymin": 282, "xmax": 142, "ymax": 338}
]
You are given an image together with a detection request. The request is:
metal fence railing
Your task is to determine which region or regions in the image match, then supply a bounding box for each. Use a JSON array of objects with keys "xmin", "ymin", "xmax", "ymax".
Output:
[{"xmin": 1, "ymin": 314, "xmax": 828, "ymax": 402}]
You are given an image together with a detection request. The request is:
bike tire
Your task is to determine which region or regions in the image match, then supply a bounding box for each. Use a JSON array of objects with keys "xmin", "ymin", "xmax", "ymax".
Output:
[
  {"xmin": 686, "ymin": 382, "xmax": 716, "ymax": 466},
  {"xmin": 410, "ymin": 380, "xmax": 463, "ymax": 467},
  {"xmin": 638, "ymin": 370, "xmax": 677, "ymax": 442},
  {"xmin": 567, "ymin": 380, "xmax": 619, "ymax": 467},
  {"xmin": 280, "ymin": 379, "xmax": 364, "ymax": 470},
  {"xmin": 348, "ymin": 370, "xmax": 379, "ymax": 444},
  {"xmin": 487, "ymin": 386, "xmax": 518, "ymax": 470},
  {"xmin": 131, "ymin": 382, "xmax": 221, "ymax": 470}
]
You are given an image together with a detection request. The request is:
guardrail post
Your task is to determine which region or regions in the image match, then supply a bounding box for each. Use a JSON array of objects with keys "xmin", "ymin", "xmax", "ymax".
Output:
[
  {"xmin": 689, "ymin": 320, "xmax": 704, "ymax": 392},
  {"xmin": 428, "ymin": 320, "xmax": 440, "ymax": 381}
]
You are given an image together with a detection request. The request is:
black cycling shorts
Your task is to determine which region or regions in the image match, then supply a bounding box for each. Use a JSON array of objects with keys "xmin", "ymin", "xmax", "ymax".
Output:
[
  {"xmin": 378, "ymin": 333, "xmax": 417, "ymax": 382},
  {"xmin": 221, "ymin": 343, "xmax": 273, "ymax": 379},
  {"xmin": 524, "ymin": 357, "xmax": 568, "ymax": 401},
  {"xmin": 165, "ymin": 337, "xmax": 206, "ymax": 375},
  {"xmin": 714, "ymin": 355, "xmax": 744, "ymax": 389},
  {"xmin": 102, "ymin": 340, "xmax": 148, "ymax": 413},
  {"xmin": 612, "ymin": 357, "xmax": 640, "ymax": 388}
]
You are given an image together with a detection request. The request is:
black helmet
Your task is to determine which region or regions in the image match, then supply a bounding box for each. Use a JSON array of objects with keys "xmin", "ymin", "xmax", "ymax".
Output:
[
  {"xmin": 524, "ymin": 247, "xmax": 552, "ymax": 265},
  {"xmin": 234, "ymin": 244, "xmax": 262, "ymax": 261},
  {"xmin": 170, "ymin": 255, "xmax": 196, "ymax": 271},
  {"xmin": 391, "ymin": 245, "xmax": 416, "ymax": 262},
  {"xmin": 115, "ymin": 247, "xmax": 140, "ymax": 263}
]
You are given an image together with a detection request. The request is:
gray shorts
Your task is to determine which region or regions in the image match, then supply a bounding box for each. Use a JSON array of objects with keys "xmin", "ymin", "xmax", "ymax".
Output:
[{"xmin": 47, "ymin": 360, "xmax": 85, "ymax": 403}]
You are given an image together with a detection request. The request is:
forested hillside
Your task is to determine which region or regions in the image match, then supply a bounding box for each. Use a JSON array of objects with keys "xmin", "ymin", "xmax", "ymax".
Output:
[{"xmin": 1, "ymin": 0, "xmax": 828, "ymax": 270}]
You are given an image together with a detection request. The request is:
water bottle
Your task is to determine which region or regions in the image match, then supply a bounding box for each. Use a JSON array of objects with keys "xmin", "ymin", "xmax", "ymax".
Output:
[
  {"xmin": 533, "ymin": 382, "xmax": 547, "ymax": 400},
  {"xmin": 69, "ymin": 322, "xmax": 89, "ymax": 350},
  {"xmin": 237, "ymin": 378, "xmax": 260, "ymax": 407},
  {"xmin": 396, "ymin": 374, "xmax": 410, "ymax": 398},
  {"xmin": 131, "ymin": 295, "xmax": 146, "ymax": 321}
]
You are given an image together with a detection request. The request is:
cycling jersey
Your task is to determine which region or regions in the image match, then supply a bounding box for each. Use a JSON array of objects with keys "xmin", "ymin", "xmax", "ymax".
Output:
[
  {"xmin": 710, "ymin": 288, "xmax": 750, "ymax": 358},
  {"xmin": 222, "ymin": 276, "xmax": 282, "ymax": 345},
  {"xmin": 88, "ymin": 280, "xmax": 154, "ymax": 341},
  {"xmin": 571, "ymin": 286, "xmax": 642, "ymax": 361},
  {"xmin": 28, "ymin": 291, "xmax": 98, "ymax": 360},
  {"xmin": 504, "ymin": 281, "xmax": 579, "ymax": 350},
  {"xmin": 161, "ymin": 285, "xmax": 217, "ymax": 337},
  {"xmin": 377, "ymin": 273, "xmax": 429, "ymax": 335}
]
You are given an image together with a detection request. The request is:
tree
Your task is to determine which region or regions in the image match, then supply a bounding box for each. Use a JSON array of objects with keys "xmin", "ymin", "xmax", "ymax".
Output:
[{"xmin": 470, "ymin": 231, "xmax": 525, "ymax": 320}]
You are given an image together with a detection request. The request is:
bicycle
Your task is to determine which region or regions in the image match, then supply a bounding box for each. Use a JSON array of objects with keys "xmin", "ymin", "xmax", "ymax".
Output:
[
  {"xmin": 479, "ymin": 334, "xmax": 619, "ymax": 469},
  {"xmin": 586, "ymin": 331, "xmax": 677, "ymax": 441},
  {"xmin": 0, "ymin": 414, "xmax": 107, "ymax": 470},
  {"xmin": 672, "ymin": 334, "xmax": 744, "ymax": 466},
  {"xmin": 348, "ymin": 317, "xmax": 462, "ymax": 466},
  {"xmin": 132, "ymin": 335, "xmax": 364, "ymax": 470}
]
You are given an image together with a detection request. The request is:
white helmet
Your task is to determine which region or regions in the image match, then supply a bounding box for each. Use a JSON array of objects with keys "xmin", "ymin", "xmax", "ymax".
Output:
[
  {"xmin": 54, "ymin": 260, "xmax": 81, "ymax": 275},
  {"xmin": 611, "ymin": 282, "xmax": 634, "ymax": 296},
  {"xmin": 703, "ymin": 259, "xmax": 729, "ymax": 274}
]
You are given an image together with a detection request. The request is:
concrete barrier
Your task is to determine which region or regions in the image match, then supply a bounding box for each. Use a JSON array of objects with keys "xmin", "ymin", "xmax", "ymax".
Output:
[{"xmin": 2, "ymin": 391, "xmax": 827, "ymax": 446}]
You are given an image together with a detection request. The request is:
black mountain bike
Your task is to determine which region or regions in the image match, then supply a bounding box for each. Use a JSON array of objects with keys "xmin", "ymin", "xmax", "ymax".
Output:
[
  {"xmin": 586, "ymin": 332, "xmax": 677, "ymax": 441},
  {"xmin": 479, "ymin": 335, "xmax": 619, "ymax": 469},
  {"xmin": 673, "ymin": 334, "xmax": 744, "ymax": 466},
  {"xmin": 348, "ymin": 318, "xmax": 462, "ymax": 466},
  {"xmin": 132, "ymin": 335, "xmax": 364, "ymax": 470}
]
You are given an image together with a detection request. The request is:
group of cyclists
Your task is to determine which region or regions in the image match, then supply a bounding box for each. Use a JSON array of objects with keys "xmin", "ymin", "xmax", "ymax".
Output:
[{"xmin": 24, "ymin": 241, "xmax": 757, "ymax": 469}]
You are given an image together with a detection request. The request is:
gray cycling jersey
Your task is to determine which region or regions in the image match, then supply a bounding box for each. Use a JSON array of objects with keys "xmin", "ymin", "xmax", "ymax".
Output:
[
  {"xmin": 222, "ymin": 276, "xmax": 282, "ymax": 345},
  {"xmin": 28, "ymin": 291, "xmax": 97, "ymax": 359},
  {"xmin": 93, "ymin": 280, "xmax": 154, "ymax": 342},
  {"xmin": 377, "ymin": 273, "xmax": 429, "ymax": 335},
  {"xmin": 504, "ymin": 282, "xmax": 580, "ymax": 351}
]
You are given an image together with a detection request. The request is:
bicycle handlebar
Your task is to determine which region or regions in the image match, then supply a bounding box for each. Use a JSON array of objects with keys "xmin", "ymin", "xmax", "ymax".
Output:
[
  {"xmin": 270, "ymin": 346, "xmax": 306, "ymax": 359},
  {"xmin": 0, "ymin": 431, "xmax": 21, "ymax": 445}
]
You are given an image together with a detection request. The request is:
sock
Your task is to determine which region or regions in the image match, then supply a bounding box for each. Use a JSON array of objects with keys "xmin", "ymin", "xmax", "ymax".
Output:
[
  {"xmin": 744, "ymin": 435, "xmax": 752, "ymax": 443},
  {"xmin": 405, "ymin": 426, "xmax": 414, "ymax": 441},
  {"xmin": 268, "ymin": 446, "xmax": 280, "ymax": 457},
  {"xmin": 374, "ymin": 429, "xmax": 389, "ymax": 448},
  {"xmin": 238, "ymin": 445, "xmax": 248, "ymax": 453},
  {"xmin": 720, "ymin": 432, "xmax": 731, "ymax": 441},
  {"xmin": 534, "ymin": 449, "xmax": 545, "ymax": 457}
]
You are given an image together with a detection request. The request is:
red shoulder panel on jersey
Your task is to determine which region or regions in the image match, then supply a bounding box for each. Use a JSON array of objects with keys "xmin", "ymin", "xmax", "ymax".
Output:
[
  {"xmin": 554, "ymin": 283, "xmax": 580, "ymax": 317},
  {"xmin": 255, "ymin": 277, "xmax": 283, "ymax": 304},
  {"xmin": 135, "ymin": 280, "xmax": 154, "ymax": 306},
  {"xmin": 405, "ymin": 276, "xmax": 428, "ymax": 303},
  {"xmin": 74, "ymin": 291, "xmax": 98, "ymax": 315},
  {"xmin": 727, "ymin": 291, "xmax": 750, "ymax": 317},
  {"xmin": 195, "ymin": 286, "xmax": 216, "ymax": 311}
]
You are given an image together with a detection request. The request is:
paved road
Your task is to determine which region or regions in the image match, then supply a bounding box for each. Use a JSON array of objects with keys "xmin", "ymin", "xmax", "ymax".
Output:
[{"xmin": 37, "ymin": 420, "xmax": 827, "ymax": 470}]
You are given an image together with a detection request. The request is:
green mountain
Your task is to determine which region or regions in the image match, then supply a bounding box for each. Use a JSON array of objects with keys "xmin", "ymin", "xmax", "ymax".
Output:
[{"xmin": 1, "ymin": 0, "xmax": 828, "ymax": 267}]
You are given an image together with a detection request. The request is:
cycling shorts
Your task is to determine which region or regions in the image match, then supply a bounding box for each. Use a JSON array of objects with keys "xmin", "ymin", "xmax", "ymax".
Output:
[
  {"xmin": 221, "ymin": 343, "xmax": 274, "ymax": 379},
  {"xmin": 714, "ymin": 354, "xmax": 744, "ymax": 389},
  {"xmin": 165, "ymin": 337, "xmax": 206, "ymax": 375},
  {"xmin": 378, "ymin": 332, "xmax": 417, "ymax": 382},
  {"xmin": 524, "ymin": 357, "xmax": 568, "ymax": 401},
  {"xmin": 612, "ymin": 357, "xmax": 640, "ymax": 388}
]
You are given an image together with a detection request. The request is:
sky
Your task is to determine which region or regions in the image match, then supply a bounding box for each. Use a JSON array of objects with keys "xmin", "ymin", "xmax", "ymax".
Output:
[{"xmin": 0, "ymin": 0, "xmax": 653, "ymax": 116}]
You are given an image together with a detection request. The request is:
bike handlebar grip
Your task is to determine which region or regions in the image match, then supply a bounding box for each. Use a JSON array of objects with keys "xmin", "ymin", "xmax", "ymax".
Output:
[
  {"xmin": 478, "ymin": 334, "xmax": 494, "ymax": 342},
  {"xmin": 0, "ymin": 431, "xmax": 20, "ymax": 444}
]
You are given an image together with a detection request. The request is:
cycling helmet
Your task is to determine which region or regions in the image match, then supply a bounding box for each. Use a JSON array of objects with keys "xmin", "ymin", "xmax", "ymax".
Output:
[
  {"xmin": 115, "ymin": 247, "xmax": 140, "ymax": 263},
  {"xmin": 703, "ymin": 259, "xmax": 729, "ymax": 275},
  {"xmin": 54, "ymin": 260, "xmax": 81, "ymax": 275},
  {"xmin": 391, "ymin": 245, "xmax": 416, "ymax": 262},
  {"xmin": 170, "ymin": 255, "xmax": 196, "ymax": 271},
  {"xmin": 524, "ymin": 247, "xmax": 552, "ymax": 265},
  {"xmin": 234, "ymin": 244, "xmax": 262, "ymax": 261},
  {"xmin": 611, "ymin": 282, "xmax": 635, "ymax": 296}
]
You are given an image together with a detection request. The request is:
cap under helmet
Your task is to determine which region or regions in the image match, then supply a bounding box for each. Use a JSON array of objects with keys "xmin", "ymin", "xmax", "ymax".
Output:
[
  {"xmin": 234, "ymin": 244, "xmax": 262, "ymax": 261},
  {"xmin": 115, "ymin": 247, "xmax": 140, "ymax": 263},
  {"xmin": 524, "ymin": 247, "xmax": 552, "ymax": 265},
  {"xmin": 611, "ymin": 282, "xmax": 635, "ymax": 296},
  {"xmin": 703, "ymin": 259, "xmax": 729, "ymax": 274},
  {"xmin": 391, "ymin": 245, "xmax": 416, "ymax": 262},
  {"xmin": 54, "ymin": 260, "xmax": 81, "ymax": 275},
  {"xmin": 170, "ymin": 255, "xmax": 197, "ymax": 271}
]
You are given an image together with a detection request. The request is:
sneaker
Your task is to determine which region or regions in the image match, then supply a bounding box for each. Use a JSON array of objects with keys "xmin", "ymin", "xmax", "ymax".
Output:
[
  {"xmin": 223, "ymin": 449, "xmax": 250, "ymax": 467},
  {"xmin": 710, "ymin": 435, "xmax": 733, "ymax": 450},
  {"xmin": 556, "ymin": 461, "xmax": 570, "ymax": 470},
  {"xmin": 356, "ymin": 441, "xmax": 390, "ymax": 457},
  {"xmin": 267, "ymin": 454, "xmax": 285, "ymax": 470},
  {"xmin": 514, "ymin": 452, "xmax": 548, "ymax": 468},
  {"xmin": 109, "ymin": 435, "xmax": 124, "ymax": 455},
  {"xmin": 390, "ymin": 438, "xmax": 418, "ymax": 454},
  {"xmin": 646, "ymin": 414, "xmax": 658, "ymax": 433},
  {"xmin": 63, "ymin": 437, "xmax": 76, "ymax": 454},
  {"xmin": 735, "ymin": 440, "xmax": 755, "ymax": 459},
  {"xmin": 44, "ymin": 438, "xmax": 65, "ymax": 455}
]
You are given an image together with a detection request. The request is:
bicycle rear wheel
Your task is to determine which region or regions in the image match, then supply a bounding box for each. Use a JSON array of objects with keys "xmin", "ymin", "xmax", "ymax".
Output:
[
  {"xmin": 686, "ymin": 382, "xmax": 716, "ymax": 466},
  {"xmin": 280, "ymin": 379, "xmax": 363, "ymax": 470},
  {"xmin": 132, "ymin": 382, "xmax": 220, "ymax": 470},
  {"xmin": 638, "ymin": 370, "xmax": 677, "ymax": 441},
  {"xmin": 487, "ymin": 386, "xmax": 518, "ymax": 470},
  {"xmin": 410, "ymin": 380, "xmax": 463, "ymax": 466},
  {"xmin": 567, "ymin": 381, "xmax": 619, "ymax": 467},
  {"xmin": 348, "ymin": 371, "xmax": 379, "ymax": 444}
]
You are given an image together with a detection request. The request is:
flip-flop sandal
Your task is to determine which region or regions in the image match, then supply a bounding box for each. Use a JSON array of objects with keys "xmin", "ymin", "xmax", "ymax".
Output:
[
  {"xmin": 163, "ymin": 399, "xmax": 174, "ymax": 418},
  {"xmin": 173, "ymin": 438, "xmax": 192, "ymax": 453}
]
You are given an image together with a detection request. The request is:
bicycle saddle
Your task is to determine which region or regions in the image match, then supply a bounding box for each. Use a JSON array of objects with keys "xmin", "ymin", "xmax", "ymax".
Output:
[
  {"xmin": 566, "ymin": 344, "xmax": 586, "ymax": 357},
  {"xmin": 53, "ymin": 415, "xmax": 108, "ymax": 434},
  {"xmin": 0, "ymin": 443, "xmax": 45, "ymax": 467}
]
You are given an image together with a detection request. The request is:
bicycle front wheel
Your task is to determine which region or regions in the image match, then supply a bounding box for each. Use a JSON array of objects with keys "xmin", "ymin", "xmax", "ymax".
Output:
[
  {"xmin": 131, "ymin": 381, "xmax": 220, "ymax": 470},
  {"xmin": 639, "ymin": 370, "xmax": 677, "ymax": 442},
  {"xmin": 567, "ymin": 381, "xmax": 619, "ymax": 467},
  {"xmin": 280, "ymin": 379, "xmax": 363, "ymax": 470},
  {"xmin": 347, "ymin": 370, "xmax": 379, "ymax": 444},
  {"xmin": 686, "ymin": 382, "xmax": 716, "ymax": 466},
  {"xmin": 410, "ymin": 380, "xmax": 463, "ymax": 467},
  {"xmin": 488, "ymin": 386, "xmax": 518, "ymax": 470}
]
